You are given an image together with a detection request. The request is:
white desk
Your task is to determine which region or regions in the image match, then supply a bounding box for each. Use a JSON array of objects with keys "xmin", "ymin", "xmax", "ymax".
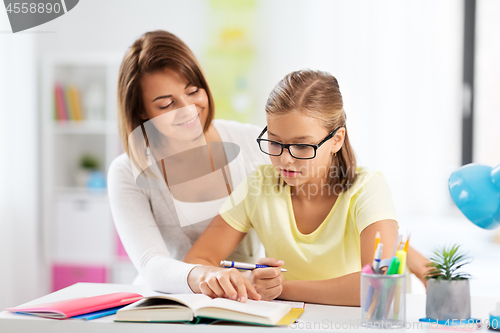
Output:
[{"xmin": 1, "ymin": 283, "xmax": 498, "ymax": 332}]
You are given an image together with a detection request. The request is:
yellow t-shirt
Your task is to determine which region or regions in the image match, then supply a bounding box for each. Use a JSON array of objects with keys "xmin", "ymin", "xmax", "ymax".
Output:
[{"xmin": 219, "ymin": 164, "xmax": 398, "ymax": 281}]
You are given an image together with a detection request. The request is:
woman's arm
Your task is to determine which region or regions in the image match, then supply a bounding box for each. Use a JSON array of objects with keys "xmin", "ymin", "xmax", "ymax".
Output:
[
  {"xmin": 278, "ymin": 220, "xmax": 399, "ymax": 306},
  {"xmin": 108, "ymin": 156, "xmax": 199, "ymax": 294}
]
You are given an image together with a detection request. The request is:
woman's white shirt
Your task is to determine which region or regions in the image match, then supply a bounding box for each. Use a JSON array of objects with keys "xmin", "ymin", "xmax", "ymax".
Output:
[{"xmin": 107, "ymin": 119, "xmax": 270, "ymax": 293}]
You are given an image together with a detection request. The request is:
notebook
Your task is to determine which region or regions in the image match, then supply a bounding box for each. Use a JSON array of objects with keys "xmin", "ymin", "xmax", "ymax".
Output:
[
  {"xmin": 5, "ymin": 292, "xmax": 143, "ymax": 319},
  {"xmin": 114, "ymin": 292, "xmax": 293, "ymax": 326}
]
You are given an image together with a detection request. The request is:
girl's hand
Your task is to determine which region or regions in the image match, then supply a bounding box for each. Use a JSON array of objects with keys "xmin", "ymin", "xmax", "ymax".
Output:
[
  {"xmin": 188, "ymin": 265, "xmax": 261, "ymax": 302},
  {"xmin": 250, "ymin": 258, "xmax": 285, "ymax": 301},
  {"xmin": 405, "ymin": 245, "xmax": 433, "ymax": 289}
]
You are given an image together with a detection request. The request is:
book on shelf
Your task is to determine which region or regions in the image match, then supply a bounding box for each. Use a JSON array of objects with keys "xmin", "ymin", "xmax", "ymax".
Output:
[
  {"xmin": 54, "ymin": 82, "xmax": 83, "ymax": 121},
  {"xmin": 64, "ymin": 85, "xmax": 74, "ymax": 120},
  {"xmin": 69, "ymin": 84, "xmax": 83, "ymax": 121},
  {"xmin": 114, "ymin": 292, "xmax": 300, "ymax": 326},
  {"xmin": 54, "ymin": 83, "xmax": 67, "ymax": 121}
]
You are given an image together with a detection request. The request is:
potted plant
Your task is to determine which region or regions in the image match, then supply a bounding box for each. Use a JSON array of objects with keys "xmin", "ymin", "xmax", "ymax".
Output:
[
  {"xmin": 425, "ymin": 244, "xmax": 472, "ymax": 321},
  {"xmin": 75, "ymin": 153, "xmax": 100, "ymax": 188}
]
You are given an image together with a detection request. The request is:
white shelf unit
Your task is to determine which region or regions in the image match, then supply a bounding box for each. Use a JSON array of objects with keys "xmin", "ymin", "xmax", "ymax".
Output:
[{"xmin": 40, "ymin": 53, "xmax": 137, "ymax": 293}]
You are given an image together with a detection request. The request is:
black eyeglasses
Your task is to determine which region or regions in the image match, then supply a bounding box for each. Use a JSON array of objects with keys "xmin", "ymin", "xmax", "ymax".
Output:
[{"xmin": 256, "ymin": 126, "xmax": 343, "ymax": 160}]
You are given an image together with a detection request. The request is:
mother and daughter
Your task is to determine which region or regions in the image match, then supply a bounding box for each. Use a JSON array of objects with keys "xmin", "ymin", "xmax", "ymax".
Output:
[{"xmin": 108, "ymin": 30, "xmax": 431, "ymax": 306}]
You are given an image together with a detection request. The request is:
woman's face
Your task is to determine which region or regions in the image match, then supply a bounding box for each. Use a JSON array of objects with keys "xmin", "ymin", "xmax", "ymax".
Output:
[
  {"xmin": 266, "ymin": 113, "xmax": 345, "ymax": 189},
  {"xmin": 140, "ymin": 67, "xmax": 209, "ymax": 142}
]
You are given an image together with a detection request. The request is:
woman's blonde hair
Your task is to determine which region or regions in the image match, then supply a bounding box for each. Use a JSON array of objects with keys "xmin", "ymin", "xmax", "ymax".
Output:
[
  {"xmin": 117, "ymin": 30, "xmax": 214, "ymax": 166},
  {"xmin": 265, "ymin": 69, "xmax": 357, "ymax": 192}
]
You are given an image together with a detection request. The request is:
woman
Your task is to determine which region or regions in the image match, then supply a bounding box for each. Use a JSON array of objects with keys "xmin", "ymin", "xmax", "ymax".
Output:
[{"xmin": 108, "ymin": 30, "xmax": 268, "ymax": 295}]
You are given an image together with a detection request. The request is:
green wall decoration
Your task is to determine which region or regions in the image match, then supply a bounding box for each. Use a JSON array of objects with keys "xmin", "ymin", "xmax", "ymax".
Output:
[{"xmin": 204, "ymin": 0, "xmax": 257, "ymax": 123}]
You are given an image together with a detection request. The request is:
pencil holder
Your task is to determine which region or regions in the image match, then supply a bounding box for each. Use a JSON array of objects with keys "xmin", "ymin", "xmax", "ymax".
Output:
[{"xmin": 360, "ymin": 273, "xmax": 406, "ymax": 329}]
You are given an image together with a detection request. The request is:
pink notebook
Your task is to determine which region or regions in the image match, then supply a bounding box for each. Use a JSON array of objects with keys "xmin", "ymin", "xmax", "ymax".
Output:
[{"xmin": 6, "ymin": 292, "xmax": 143, "ymax": 319}]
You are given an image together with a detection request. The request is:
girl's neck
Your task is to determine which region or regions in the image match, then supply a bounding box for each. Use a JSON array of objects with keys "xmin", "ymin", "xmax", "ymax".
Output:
[{"xmin": 290, "ymin": 177, "xmax": 338, "ymax": 202}]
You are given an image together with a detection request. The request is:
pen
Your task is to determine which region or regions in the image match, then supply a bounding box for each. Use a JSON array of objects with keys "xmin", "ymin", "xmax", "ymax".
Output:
[
  {"xmin": 362, "ymin": 264, "xmax": 379, "ymax": 314},
  {"xmin": 403, "ymin": 234, "xmax": 410, "ymax": 254},
  {"xmin": 220, "ymin": 260, "xmax": 288, "ymax": 272},
  {"xmin": 390, "ymin": 235, "xmax": 402, "ymax": 260},
  {"xmin": 372, "ymin": 243, "xmax": 383, "ymax": 274}
]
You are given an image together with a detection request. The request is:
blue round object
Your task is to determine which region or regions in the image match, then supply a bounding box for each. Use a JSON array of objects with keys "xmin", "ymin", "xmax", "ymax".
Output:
[
  {"xmin": 491, "ymin": 313, "xmax": 500, "ymax": 331},
  {"xmin": 448, "ymin": 163, "xmax": 500, "ymax": 230},
  {"xmin": 87, "ymin": 170, "xmax": 107, "ymax": 189}
]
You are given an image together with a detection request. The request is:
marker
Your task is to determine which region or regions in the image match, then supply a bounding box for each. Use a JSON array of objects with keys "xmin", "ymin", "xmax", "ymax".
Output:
[
  {"xmin": 362, "ymin": 264, "xmax": 379, "ymax": 314},
  {"xmin": 396, "ymin": 250, "xmax": 406, "ymax": 275},
  {"xmin": 373, "ymin": 231, "xmax": 381, "ymax": 259},
  {"xmin": 220, "ymin": 260, "xmax": 287, "ymax": 272},
  {"xmin": 372, "ymin": 243, "xmax": 383, "ymax": 274},
  {"xmin": 393, "ymin": 251, "xmax": 406, "ymax": 320},
  {"xmin": 387, "ymin": 257, "xmax": 400, "ymax": 275}
]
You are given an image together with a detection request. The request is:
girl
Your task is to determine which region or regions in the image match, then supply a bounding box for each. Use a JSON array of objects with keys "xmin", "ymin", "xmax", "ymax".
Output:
[{"xmin": 184, "ymin": 69, "xmax": 424, "ymax": 306}]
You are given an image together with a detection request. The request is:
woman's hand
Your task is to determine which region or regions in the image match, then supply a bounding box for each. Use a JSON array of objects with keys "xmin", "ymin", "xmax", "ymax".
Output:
[
  {"xmin": 187, "ymin": 265, "xmax": 261, "ymax": 302},
  {"xmin": 250, "ymin": 258, "xmax": 285, "ymax": 301}
]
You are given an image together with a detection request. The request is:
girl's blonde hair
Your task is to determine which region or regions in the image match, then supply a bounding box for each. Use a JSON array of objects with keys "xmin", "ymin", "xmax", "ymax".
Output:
[{"xmin": 265, "ymin": 69, "xmax": 357, "ymax": 192}]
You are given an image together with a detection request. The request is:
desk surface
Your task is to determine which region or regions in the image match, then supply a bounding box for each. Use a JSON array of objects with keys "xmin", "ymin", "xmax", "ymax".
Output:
[{"xmin": 1, "ymin": 283, "xmax": 498, "ymax": 332}]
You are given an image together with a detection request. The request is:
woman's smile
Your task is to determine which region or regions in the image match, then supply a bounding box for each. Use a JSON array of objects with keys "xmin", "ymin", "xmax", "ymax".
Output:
[{"xmin": 175, "ymin": 113, "xmax": 200, "ymax": 127}]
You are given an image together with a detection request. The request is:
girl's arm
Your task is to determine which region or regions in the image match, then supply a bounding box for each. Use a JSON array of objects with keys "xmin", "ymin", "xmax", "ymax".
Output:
[
  {"xmin": 278, "ymin": 219, "xmax": 399, "ymax": 306},
  {"xmin": 183, "ymin": 215, "xmax": 261, "ymax": 302},
  {"xmin": 406, "ymin": 245, "xmax": 432, "ymax": 288},
  {"xmin": 184, "ymin": 214, "xmax": 247, "ymax": 266}
]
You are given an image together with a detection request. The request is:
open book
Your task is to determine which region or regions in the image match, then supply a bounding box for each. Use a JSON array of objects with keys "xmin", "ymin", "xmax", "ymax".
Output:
[{"xmin": 114, "ymin": 292, "xmax": 293, "ymax": 326}]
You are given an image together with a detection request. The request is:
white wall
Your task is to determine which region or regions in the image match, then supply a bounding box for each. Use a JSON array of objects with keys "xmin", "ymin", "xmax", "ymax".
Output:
[
  {"xmin": 255, "ymin": 0, "xmax": 463, "ymax": 223},
  {"xmin": 475, "ymin": 0, "xmax": 500, "ymax": 166},
  {"xmin": 0, "ymin": 12, "xmax": 41, "ymax": 308},
  {"xmin": 35, "ymin": 0, "xmax": 209, "ymax": 63}
]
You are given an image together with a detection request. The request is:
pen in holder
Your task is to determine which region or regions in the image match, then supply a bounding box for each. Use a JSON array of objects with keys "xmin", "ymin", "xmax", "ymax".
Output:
[{"xmin": 361, "ymin": 273, "xmax": 406, "ymax": 328}]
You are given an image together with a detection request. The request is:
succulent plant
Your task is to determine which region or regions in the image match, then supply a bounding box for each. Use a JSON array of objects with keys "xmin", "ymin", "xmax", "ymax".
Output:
[
  {"xmin": 80, "ymin": 153, "xmax": 100, "ymax": 170},
  {"xmin": 425, "ymin": 244, "xmax": 471, "ymax": 281}
]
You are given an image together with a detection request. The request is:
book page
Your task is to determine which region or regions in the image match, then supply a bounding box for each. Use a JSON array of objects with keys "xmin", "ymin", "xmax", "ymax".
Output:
[
  {"xmin": 144, "ymin": 292, "xmax": 212, "ymax": 310},
  {"xmin": 194, "ymin": 298, "xmax": 290, "ymax": 318},
  {"xmin": 271, "ymin": 300, "xmax": 305, "ymax": 308}
]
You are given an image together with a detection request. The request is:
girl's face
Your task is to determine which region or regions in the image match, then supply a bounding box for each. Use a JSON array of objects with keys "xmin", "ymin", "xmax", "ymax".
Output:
[
  {"xmin": 140, "ymin": 67, "xmax": 209, "ymax": 142},
  {"xmin": 266, "ymin": 113, "xmax": 345, "ymax": 189}
]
